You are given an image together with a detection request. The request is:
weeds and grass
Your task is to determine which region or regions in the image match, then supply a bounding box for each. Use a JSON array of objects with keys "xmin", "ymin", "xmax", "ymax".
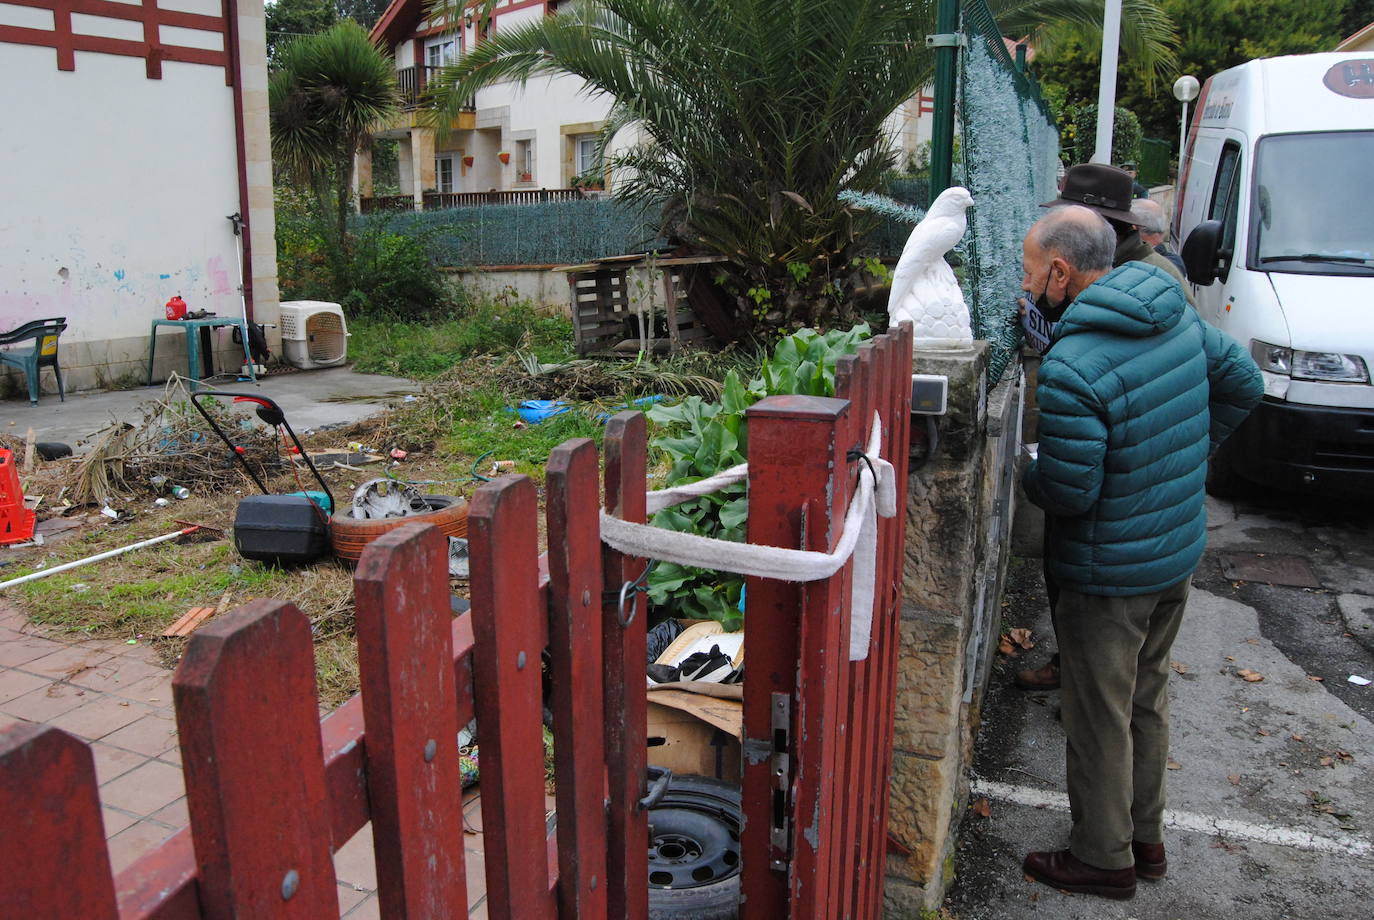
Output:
[{"xmin": 348, "ymin": 294, "xmax": 575, "ymax": 379}]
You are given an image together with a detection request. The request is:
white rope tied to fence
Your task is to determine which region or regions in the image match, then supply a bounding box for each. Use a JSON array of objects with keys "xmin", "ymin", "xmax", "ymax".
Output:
[{"xmin": 600, "ymin": 414, "xmax": 896, "ymax": 660}]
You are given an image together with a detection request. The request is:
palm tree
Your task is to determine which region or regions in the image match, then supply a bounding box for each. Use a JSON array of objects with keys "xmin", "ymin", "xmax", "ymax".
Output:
[
  {"xmin": 426, "ymin": 0, "xmax": 1175, "ymax": 338},
  {"xmin": 269, "ymin": 21, "xmax": 400, "ymax": 250}
]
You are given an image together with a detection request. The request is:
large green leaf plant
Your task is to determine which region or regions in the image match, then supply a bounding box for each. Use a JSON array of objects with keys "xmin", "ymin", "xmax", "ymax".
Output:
[{"xmin": 645, "ymin": 323, "xmax": 872, "ymax": 629}]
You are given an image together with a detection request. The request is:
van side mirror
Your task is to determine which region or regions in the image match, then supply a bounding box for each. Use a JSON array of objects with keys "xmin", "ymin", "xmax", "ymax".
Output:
[{"xmin": 1182, "ymin": 220, "xmax": 1226, "ymax": 286}]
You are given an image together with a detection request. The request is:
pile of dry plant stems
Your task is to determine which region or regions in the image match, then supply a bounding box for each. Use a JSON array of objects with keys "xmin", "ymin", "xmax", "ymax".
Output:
[{"xmin": 70, "ymin": 375, "xmax": 281, "ymax": 507}]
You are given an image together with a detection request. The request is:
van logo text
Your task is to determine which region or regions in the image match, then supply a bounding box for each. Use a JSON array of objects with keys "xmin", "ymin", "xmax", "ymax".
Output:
[{"xmin": 1323, "ymin": 59, "xmax": 1374, "ymax": 99}]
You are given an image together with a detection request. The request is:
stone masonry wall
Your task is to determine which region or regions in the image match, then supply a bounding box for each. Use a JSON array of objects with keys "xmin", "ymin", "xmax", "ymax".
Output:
[{"xmin": 885, "ymin": 343, "xmax": 1023, "ymax": 914}]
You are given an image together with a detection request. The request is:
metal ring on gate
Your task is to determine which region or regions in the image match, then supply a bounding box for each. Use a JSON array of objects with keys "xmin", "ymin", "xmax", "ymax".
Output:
[{"xmin": 615, "ymin": 559, "xmax": 656, "ymax": 628}]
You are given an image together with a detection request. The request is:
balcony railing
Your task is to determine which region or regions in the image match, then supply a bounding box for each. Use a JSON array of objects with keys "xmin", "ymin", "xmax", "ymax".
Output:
[
  {"xmin": 359, "ymin": 189, "xmax": 589, "ymax": 214},
  {"xmin": 396, "ymin": 65, "xmax": 475, "ymax": 112}
]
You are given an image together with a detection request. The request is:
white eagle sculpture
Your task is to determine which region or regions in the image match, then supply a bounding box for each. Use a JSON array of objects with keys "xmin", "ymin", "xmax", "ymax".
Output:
[{"xmin": 887, "ymin": 186, "xmax": 975, "ymax": 347}]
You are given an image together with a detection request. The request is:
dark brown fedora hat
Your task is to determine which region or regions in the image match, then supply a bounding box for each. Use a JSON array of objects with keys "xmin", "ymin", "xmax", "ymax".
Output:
[{"xmin": 1040, "ymin": 163, "xmax": 1138, "ymax": 223}]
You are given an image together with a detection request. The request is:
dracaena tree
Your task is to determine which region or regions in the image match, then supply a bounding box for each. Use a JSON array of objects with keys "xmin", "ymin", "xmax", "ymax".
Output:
[
  {"xmin": 426, "ymin": 0, "xmax": 1176, "ymax": 341},
  {"xmin": 269, "ymin": 20, "xmax": 400, "ymax": 252}
]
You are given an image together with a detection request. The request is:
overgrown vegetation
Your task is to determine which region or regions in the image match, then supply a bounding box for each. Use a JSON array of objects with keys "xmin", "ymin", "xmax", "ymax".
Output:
[{"xmin": 645, "ymin": 323, "xmax": 872, "ymax": 627}]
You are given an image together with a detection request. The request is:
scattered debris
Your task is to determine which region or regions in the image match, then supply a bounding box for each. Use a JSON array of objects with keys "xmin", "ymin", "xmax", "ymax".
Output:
[
  {"xmin": 1228, "ymin": 774, "xmax": 1241, "ymax": 785},
  {"xmin": 1167, "ymin": 759, "xmax": 1182, "ymax": 770},
  {"xmin": 163, "ymin": 606, "xmax": 217, "ymax": 638},
  {"xmin": 1171, "ymin": 661, "xmax": 1188, "ymax": 674},
  {"xmin": 972, "ymin": 797, "xmax": 992, "ymax": 818},
  {"xmin": 1349, "ymin": 675, "xmax": 1371, "ymax": 686},
  {"xmin": 1236, "ymin": 669, "xmax": 1265, "ymax": 682}
]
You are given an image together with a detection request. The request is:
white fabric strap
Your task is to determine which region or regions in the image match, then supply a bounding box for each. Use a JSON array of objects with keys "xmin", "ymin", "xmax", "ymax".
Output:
[{"xmin": 599, "ymin": 414, "xmax": 896, "ymax": 660}]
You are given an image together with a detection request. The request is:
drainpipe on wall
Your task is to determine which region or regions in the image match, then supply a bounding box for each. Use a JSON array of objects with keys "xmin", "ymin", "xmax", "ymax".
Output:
[{"xmin": 225, "ymin": 0, "xmax": 254, "ymax": 322}]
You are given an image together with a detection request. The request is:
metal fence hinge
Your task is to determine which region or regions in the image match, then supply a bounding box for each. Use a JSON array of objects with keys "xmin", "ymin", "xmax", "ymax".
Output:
[
  {"xmin": 769, "ymin": 692, "xmax": 792, "ymax": 871},
  {"xmin": 925, "ymin": 32, "xmax": 967, "ymax": 48}
]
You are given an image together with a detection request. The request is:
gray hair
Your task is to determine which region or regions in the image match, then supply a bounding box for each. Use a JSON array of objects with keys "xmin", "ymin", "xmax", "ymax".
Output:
[
  {"xmin": 1032, "ymin": 205, "xmax": 1116, "ymax": 272},
  {"xmin": 1131, "ymin": 198, "xmax": 1167, "ymax": 233}
]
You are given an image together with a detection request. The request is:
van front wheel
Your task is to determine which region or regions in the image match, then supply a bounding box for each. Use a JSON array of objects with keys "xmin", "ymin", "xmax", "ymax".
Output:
[{"xmin": 1205, "ymin": 438, "xmax": 1244, "ymax": 499}]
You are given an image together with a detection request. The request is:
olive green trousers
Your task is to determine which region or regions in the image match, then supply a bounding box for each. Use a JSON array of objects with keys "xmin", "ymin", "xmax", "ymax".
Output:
[{"xmin": 1056, "ymin": 577, "xmax": 1192, "ymax": 870}]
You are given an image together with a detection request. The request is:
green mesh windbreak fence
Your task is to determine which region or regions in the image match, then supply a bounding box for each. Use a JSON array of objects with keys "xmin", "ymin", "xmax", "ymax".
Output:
[
  {"xmin": 958, "ymin": 0, "xmax": 1061, "ymax": 384},
  {"xmin": 1138, "ymin": 137, "xmax": 1171, "ymax": 187},
  {"xmin": 353, "ymin": 199, "xmax": 661, "ymax": 267}
]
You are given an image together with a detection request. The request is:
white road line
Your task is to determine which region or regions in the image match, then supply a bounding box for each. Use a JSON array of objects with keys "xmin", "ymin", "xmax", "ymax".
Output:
[{"xmin": 971, "ymin": 777, "xmax": 1374, "ymax": 860}]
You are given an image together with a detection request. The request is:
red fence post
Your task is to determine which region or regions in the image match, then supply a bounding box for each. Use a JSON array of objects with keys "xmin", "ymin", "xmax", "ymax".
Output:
[
  {"xmin": 835, "ymin": 348, "xmax": 872, "ymax": 918},
  {"xmin": 546, "ymin": 438, "xmax": 609, "ymax": 917},
  {"xmin": 741, "ymin": 394, "xmax": 851, "ymax": 919},
  {"xmin": 173, "ymin": 599, "xmax": 337, "ymax": 918},
  {"xmin": 602, "ymin": 411, "xmax": 650, "ymax": 920},
  {"xmin": 0, "ymin": 723, "xmax": 118, "ymax": 918},
  {"xmin": 354, "ymin": 522, "xmax": 469, "ymax": 917},
  {"xmin": 468, "ymin": 474, "xmax": 557, "ymax": 919}
]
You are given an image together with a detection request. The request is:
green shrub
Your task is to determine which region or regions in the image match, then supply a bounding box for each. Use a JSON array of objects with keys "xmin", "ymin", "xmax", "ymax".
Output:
[
  {"xmin": 275, "ymin": 189, "xmax": 454, "ymax": 319},
  {"xmin": 1067, "ymin": 104, "xmax": 1142, "ymax": 167},
  {"xmin": 644, "ymin": 323, "xmax": 872, "ymax": 628}
]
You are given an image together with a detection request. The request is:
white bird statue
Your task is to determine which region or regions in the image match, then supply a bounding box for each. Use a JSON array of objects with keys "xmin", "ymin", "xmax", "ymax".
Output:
[{"xmin": 887, "ymin": 186, "xmax": 974, "ymax": 348}]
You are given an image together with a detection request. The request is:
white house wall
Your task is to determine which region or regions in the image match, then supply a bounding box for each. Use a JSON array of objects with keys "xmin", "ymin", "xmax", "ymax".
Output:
[{"xmin": 0, "ymin": 0, "xmax": 276, "ymax": 397}]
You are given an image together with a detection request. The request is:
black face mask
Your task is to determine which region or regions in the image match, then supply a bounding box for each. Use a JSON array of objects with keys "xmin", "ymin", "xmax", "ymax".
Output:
[{"xmin": 1035, "ymin": 274, "xmax": 1069, "ymax": 323}]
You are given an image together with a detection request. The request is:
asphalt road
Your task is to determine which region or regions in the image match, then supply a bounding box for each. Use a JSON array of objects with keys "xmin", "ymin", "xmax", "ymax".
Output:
[{"xmin": 947, "ymin": 486, "xmax": 1374, "ymax": 919}]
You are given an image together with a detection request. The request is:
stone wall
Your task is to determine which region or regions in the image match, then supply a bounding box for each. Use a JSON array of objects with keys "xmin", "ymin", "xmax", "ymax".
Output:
[{"xmin": 885, "ymin": 343, "xmax": 1023, "ymax": 914}]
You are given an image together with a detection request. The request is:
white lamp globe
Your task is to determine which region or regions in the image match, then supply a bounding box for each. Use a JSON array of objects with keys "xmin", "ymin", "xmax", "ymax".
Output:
[{"xmin": 1173, "ymin": 75, "xmax": 1200, "ymax": 103}]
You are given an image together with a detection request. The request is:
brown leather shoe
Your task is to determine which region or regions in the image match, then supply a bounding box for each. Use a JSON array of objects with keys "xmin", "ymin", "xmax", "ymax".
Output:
[
  {"xmin": 1133, "ymin": 840, "xmax": 1167, "ymax": 880},
  {"xmin": 1023, "ymin": 849, "xmax": 1136, "ymax": 900},
  {"xmin": 1015, "ymin": 661, "xmax": 1061, "ymax": 690}
]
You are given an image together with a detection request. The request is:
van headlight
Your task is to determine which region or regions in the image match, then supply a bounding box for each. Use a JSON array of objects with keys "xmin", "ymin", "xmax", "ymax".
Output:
[{"xmin": 1250, "ymin": 341, "xmax": 1369, "ymax": 383}]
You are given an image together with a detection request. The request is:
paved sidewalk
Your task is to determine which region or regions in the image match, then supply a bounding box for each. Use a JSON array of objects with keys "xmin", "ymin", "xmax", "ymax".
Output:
[{"xmin": 0, "ymin": 603, "xmax": 492, "ymax": 917}]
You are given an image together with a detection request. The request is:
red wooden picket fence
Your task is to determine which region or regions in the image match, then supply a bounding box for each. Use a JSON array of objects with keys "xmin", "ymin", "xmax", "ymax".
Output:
[{"xmin": 0, "ymin": 323, "xmax": 912, "ymax": 919}]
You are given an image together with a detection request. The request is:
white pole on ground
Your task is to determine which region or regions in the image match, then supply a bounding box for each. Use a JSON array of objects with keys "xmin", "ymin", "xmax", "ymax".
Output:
[
  {"xmin": 0, "ymin": 527, "xmax": 202, "ymax": 591},
  {"xmin": 1092, "ymin": 0, "xmax": 1124, "ymax": 164}
]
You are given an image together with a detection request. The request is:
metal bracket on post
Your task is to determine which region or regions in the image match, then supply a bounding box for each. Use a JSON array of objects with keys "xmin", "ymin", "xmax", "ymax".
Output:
[
  {"xmin": 925, "ymin": 32, "xmax": 967, "ymax": 48},
  {"xmin": 769, "ymin": 692, "xmax": 791, "ymax": 872}
]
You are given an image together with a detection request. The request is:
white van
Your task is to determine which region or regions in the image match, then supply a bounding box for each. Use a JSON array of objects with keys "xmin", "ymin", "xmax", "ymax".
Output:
[{"xmin": 1175, "ymin": 53, "xmax": 1374, "ymax": 497}]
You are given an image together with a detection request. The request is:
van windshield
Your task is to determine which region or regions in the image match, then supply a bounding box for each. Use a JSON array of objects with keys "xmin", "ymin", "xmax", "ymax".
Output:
[{"xmin": 1251, "ymin": 131, "xmax": 1374, "ymax": 276}]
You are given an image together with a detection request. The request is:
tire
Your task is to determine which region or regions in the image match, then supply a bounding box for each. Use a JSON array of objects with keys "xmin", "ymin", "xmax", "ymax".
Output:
[
  {"xmin": 329, "ymin": 495, "xmax": 469, "ymax": 563},
  {"xmin": 648, "ymin": 774, "xmax": 741, "ymax": 920},
  {"xmin": 1205, "ymin": 437, "xmax": 1244, "ymax": 500}
]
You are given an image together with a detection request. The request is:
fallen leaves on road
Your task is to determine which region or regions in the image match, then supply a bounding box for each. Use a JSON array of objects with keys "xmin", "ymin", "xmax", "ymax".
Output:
[
  {"xmin": 1170, "ymin": 661, "xmax": 1188, "ymax": 674},
  {"xmin": 1167, "ymin": 759, "xmax": 1182, "ymax": 770},
  {"xmin": 1236, "ymin": 668, "xmax": 1265, "ymax": 682},
  {"xmin": 997, "ymin": 628, "xmax": 1035, "ymax": 656},
  {"xmin": 1307, "ymin": 675, "xmax": 1325, "ymax": 682},
  {"xmin": 1320, "ymin": 756, "xmax": 1334, "ymax": 768},
  {"xmin": 1292, "ymin": 734, "xmax": 1306, "ymax": 742},
  {"xmin": 1256, "ymin": 728, "xmax": 1271, "ymax": 736},
  {"xmin": 1228, "ymin": 774, "xmax": 1241, "ymax": 785},
  {"xmin": 972, "ymin": 797, "xmax": 991, "ymax": 818}
]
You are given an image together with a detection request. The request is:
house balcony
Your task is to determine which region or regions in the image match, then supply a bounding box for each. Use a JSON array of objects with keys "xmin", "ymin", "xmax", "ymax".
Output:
[{"xmin": 391, "ymin": 65, "xmax": 476, "ymax": 131}]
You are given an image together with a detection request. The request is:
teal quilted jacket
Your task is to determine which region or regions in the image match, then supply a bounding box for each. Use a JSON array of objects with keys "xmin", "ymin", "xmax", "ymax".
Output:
[{"xmin": 1023, "ymin": 262, "xmax": 1263, "ymax": 596}]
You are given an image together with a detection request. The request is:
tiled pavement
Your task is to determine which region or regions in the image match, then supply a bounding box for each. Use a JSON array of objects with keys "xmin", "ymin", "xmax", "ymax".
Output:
[{"xmin": 0, "ymin": 603, "xmax": 492, "ymax": 917}]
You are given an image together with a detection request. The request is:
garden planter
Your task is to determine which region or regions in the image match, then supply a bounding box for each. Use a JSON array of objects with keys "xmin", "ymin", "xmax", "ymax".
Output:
[
  {"xmin": 498, "ymin": 151, "xmax": 511, "ymax": 164},
  {"xmin": 519, "ymin": 172, "xmax": 533, "ymax": 182},
  {"xmin": 462, "ymin": 156, "xmax": 474, "ymax": 168}
]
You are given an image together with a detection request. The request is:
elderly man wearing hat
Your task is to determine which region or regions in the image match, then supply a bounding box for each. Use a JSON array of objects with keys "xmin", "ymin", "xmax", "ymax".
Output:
[
  {"xmin": 1120, "ymin": 161, "xmax": 1151, "ymax": 199},
  {"xmin": 1015, "ymin": 162, "xmax": 1195, "ymax": 694}
]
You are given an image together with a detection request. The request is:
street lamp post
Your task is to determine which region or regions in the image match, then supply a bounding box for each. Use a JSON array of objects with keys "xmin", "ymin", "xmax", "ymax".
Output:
[{"xmin": 1173, "ymin": 75, "xmax": 1201, "ymax": 181}]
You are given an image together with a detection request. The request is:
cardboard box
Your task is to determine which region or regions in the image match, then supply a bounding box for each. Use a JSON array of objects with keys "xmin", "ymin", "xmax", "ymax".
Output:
[{"xmin": 646, "ymin": 688, "xmax": 743, "ymax": 782}]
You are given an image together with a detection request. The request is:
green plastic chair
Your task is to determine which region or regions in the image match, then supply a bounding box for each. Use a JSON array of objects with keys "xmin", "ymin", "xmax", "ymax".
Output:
[{"xmin": 0, "ymin": 318, "xmax": 67, "ymax": 406}]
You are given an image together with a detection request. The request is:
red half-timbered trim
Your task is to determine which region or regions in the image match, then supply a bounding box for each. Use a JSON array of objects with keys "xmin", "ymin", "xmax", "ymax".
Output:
[{"xmin": 0, "ymin": 0, "xmax": 230, "ymax": 81}]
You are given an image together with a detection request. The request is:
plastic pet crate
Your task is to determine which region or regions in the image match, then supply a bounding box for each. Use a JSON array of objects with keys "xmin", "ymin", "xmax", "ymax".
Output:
[{"xmin": 278, "ymin": 301, "xmax": 349, "ymax": 369}]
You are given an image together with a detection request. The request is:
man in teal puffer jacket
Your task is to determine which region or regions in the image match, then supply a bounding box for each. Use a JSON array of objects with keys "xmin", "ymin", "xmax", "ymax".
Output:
[{"xmin": 1018, "ymin": 205, "xmax": 1262, "ymax": 900}]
